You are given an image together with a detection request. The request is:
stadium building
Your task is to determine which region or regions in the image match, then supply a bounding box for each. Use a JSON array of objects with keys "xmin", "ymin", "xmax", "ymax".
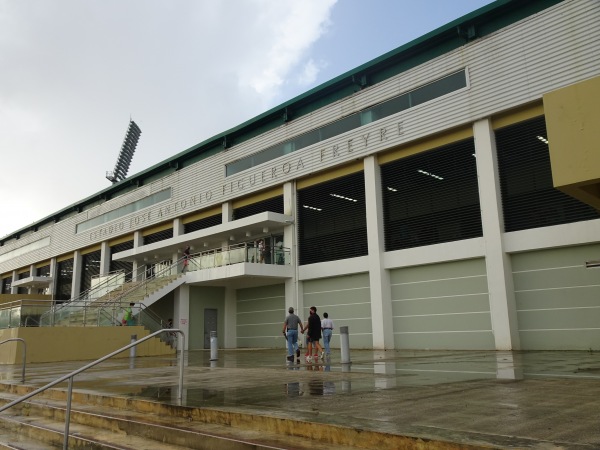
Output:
[{"xmin": 1, "ymin": 0, "xmax": 600, "ymax": 361}]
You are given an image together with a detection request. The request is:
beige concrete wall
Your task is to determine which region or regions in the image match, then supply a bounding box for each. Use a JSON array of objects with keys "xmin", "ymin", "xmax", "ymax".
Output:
[
  {"xmin": 0, "ymin": 326, "xmax": 174, "ymax": 364},
  {"xmin": 545, "ymin": 75, "xmax": 600, "ymax": 209},
  {"xmin": 0, "ymin": 294, "xmax": 52, "ymax": 306}
]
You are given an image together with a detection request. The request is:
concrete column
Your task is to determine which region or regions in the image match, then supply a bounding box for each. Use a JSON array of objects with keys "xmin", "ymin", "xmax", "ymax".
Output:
[
  {"xmin": 48, "ymin": 257, "xmax": 57, "ymax": 298},
  {"xmin": 473, "ymin": 118, "xmax": 520, "ymax": 350},
  {"xmin": 222, "ymin": 201, "xmax": 233, "ymax": 223},
  {"xmin": 173, "ymin": 284, "xmax": 190, "ymax": 351},
  {"xmin": 364, "ymin": 155, "xmax": 395, "ymax": 350},
  {"xmin": 10, "ymin": 270, "xmax": 17, "ymax": 294},
  {"xmin": 99, "ymin": 241, "xmax": 110, "ymax": 276},
  {"xmin": 173, "ymin": 217, "xmax": 183, "ymax": 237},
  {"xmin": 29, "ymin": 264, "xmax": 35, "ymax": 294},
  {"xmin": 132, "ymin": 231, "xmax": 143, "ymax": 281},
  {"xmin": 223, "ymin": 286, "xmax": 237, "ymax": 348},
  {"xmin": 71, "ymin": 250, "xmax": 82, "ymax": 299},
  {"xmin": 174, "ymin": 218, "xmax": 185, "ymax": 273},
  {"xmin": 283, "ymin": 181, "xmax": 300, "ymax": 314}
]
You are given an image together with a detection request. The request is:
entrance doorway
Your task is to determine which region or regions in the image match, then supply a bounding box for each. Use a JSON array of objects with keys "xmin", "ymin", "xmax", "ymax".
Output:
[{"xmin": 204, "ymin": 308, "xmax": 218, "ymax": 349}]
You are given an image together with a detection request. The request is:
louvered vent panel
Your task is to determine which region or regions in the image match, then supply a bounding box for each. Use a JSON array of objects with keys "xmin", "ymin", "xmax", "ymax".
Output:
[
  {"xmin": 298, "ymin": 172, "xmax": 367, "ymax": 265},
  {"xmin": 234, "ymin": 195, "xmax": 284, "ymax": 220},
  {"xmin": 382, "ymin": 138, "xmax": 482, "ymax": 251},
  {"xmin": 1, "ymin": 277, "xmax": 11, "ymax": 294},
  {"xmin": 496, "ymin": 117, "xmax": 600, "ymax": 232},
  {"xmin": 143, "ymin": 229, "xmax": 173, "ymax": 245},
  {"xmin": 56, "ymin": 258, "xmax": 74, "ymax": 301},
  {"xmin": 36, "ymin": 265, "xmax": 50, "ymax": 277},
  {"xmin": 80, "ymin": 250, "xmax": 101, "ymax": 292},
  {"xmin": 184, "ymin": 214, "xmax": 222, "ymax": 234},
  {"xmin": 110, "ymin": 241, "xmax": 134, "ymax": 282}
]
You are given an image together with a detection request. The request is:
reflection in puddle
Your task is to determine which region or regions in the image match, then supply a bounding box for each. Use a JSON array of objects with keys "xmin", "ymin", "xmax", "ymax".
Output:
[
  {"xmin": 285, "ymin": 380, "xmax": 337, "ymax": 396},
  {"xmin": 285, "ymin": 382, "xmax": 301, "ymax": 396}
]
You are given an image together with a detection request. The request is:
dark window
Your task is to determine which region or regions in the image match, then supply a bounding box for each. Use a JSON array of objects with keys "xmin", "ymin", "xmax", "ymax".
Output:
[
  {"xmin": 143, "ymin": 228, "xmax": 173, "ymax": 245},
  {"xmin": 233, "ymin": 195, "xmax": 284, "ymax": 220},
  {"xmin": 56, "ymin": 258, "xmax": 74, "ymax": 301},
  {"xmin": 382, "ymin": 138, "xmax": 482, "ymax": 251},
  {"xmin": 36, "ymin": 265, "xmax": 50, "ymax": 277},
  {"xmin": 1, "ymin": 276, "xmax": 12, "ymax": 294},
  {"xmin": 184, "ymin": 214, "xmax": 222, "ymax": 234},
  {"xmin": 298, "ymin": 172, "xmax": 367, "ymax": 265},
  {"xmin": 80, "ymin": 250, "xmax": 101, "ymax": 293},
  {"xmin": 110, "ymin": 241, "xmax": 134, "ymax": 282},
  {"xmin": 17, "ymin": 270, "xmax": 30, "ymax": 295},
  {"xmin": 496, "ymin": 117, "xmax": 600, "ymax": 232}
]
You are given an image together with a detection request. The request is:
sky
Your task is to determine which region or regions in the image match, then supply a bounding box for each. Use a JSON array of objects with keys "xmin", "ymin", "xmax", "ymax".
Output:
[{"xmin": 0, "ymin": 0, "xmax": 495, "ymax": 239}]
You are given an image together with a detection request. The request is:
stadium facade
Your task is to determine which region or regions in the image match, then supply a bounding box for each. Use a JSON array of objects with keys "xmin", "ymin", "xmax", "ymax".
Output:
[{"xmin": 2, "ymin": 0, "xmax": 600, "ymax": 353}]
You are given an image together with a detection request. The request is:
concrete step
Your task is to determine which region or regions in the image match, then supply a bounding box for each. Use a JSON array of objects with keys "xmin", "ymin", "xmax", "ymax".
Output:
[
  {"xmin": 0, "ymin": 427, "xmax": 61, "ymax": 449},
  {"xmin": 0, "ymin": 385, "xmax": 364, "ymax": 450}
]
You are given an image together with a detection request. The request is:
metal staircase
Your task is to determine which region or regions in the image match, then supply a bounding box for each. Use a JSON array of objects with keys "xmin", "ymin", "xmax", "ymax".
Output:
[{"xmin": 39, "ymin": 259, "xmax": 185, "ymax": 333}]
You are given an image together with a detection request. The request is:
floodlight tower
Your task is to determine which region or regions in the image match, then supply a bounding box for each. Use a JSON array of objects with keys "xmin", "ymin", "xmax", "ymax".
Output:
[{"xmin": 106, "ymin": 119, "xmax": 142, "ymax": 183}]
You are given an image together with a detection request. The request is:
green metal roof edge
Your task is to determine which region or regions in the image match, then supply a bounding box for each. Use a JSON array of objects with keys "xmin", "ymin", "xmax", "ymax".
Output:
[{"xmin": 1, "ymin": 0, "xmax": 560, "ymax": 243}]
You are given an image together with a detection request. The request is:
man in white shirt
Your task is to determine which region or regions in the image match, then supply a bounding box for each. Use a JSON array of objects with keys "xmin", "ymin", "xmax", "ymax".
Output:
[{"xmin": 321, "ymin": 312, "xmax": 334, "ymax": 357}]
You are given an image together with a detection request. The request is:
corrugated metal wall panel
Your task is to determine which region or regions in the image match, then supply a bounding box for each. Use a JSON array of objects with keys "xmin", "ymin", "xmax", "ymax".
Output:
[
  {"xmin": 303, "ymin": 273, "xmax": 373, "ymax": 349},
  {"xmin": 390, "ymin": 258, "xmax": 493, "ymax": 350},
  {"xmin": 1, "ymin": 1, "xmax": 598, "ymax": 273},
  {"xmin": 513, "ymin": 244, "xmax": 600, "ymax": 350},
  {"xmin": 236, "ymin": 284, "xmax": 286, "ymax": 348}
]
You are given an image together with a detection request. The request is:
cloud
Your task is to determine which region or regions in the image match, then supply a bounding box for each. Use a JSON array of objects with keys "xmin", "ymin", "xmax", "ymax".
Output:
[
  {"xmin": 239, "ymin": 0, "xmax": 337, "ymax": 98},
  {"xmin": 0, "ymin": 0, "xmax": 339, "ymax": 237},
  {"xmin": 297, "ymin": 59, "xmax": 326, "ymax": 86}
]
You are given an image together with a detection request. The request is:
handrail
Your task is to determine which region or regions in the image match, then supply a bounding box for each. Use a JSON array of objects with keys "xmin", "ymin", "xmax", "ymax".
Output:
[
  {"xmin": 44, "ymin": 257, "xmax": 184, "ymax": 327},
  {"xmin": 0, "ymin": 338, "xmax": 26, "ymax": 382},
  {"xmin": 93, "ymin": 257, "xmax": 184, "ymax": 310},
  {"xmin": 0, "ymin": 328, "xmax": 185, "ymax": 450}
]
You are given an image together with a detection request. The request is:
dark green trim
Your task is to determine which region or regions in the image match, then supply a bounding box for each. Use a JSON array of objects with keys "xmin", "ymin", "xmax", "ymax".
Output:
[{"xmin": 0, "ymin": 0, "xmax": 563, "ymax": 245}]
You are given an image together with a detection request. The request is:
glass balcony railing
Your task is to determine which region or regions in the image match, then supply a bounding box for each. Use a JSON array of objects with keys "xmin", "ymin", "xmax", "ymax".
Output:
[
  {"xmin": 182, "ymin": 242, "xmax": 291, "ymax": 272},
  {"xmin": 0, "ymin": 300, "xmax": 54, "ymax": 329}
]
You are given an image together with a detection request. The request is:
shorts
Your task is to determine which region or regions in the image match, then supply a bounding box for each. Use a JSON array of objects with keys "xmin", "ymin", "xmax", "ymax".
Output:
[{"xmin": 307, "ymin": 336, "xmax": 320, "ymax": 343}]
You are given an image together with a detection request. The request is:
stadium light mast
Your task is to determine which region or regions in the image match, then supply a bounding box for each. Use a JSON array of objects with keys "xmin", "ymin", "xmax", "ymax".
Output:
[{"xmin": 106, "ymin": 119, "xmax": 141, "ymax": 183}]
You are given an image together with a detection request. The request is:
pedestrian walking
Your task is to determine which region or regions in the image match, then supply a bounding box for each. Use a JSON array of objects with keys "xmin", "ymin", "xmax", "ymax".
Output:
[
  {"xmin": 282, "ymin": 307, "xmax": 304, "ymax": 362},
  {"xmin": 182, "ymin": 245, "xmax": 191, "ymax": 273},
  {"xmin": 321, "ymin": 312, "xmax": 334, "ymax": 357},
  {"xmin": 123, "ymin": 302, "xmax": 135, "ymax": 326},
  {"xmin": 304, "ymin": 306, "xmax": 324, "ymax": 362}
]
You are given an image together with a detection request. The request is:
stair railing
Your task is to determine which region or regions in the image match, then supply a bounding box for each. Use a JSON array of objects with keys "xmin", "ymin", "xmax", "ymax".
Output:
[
  {"xmin": 78, "ymin": 302, "xmax": 177, "ymax": 348},
  {"xmin": 44, "ymin": 258, "xmax": 184, "ymax": 328},
  {"xmin": 93, "ymin": 256, "xmax": 185, "ymax": 311},
  {"xmin": 39, "ymin": 268, "xmax": 132, "ymax": 327},
  {"xmin": 0, "ymin": 328, "xmax": 186, "ymax": 450}
]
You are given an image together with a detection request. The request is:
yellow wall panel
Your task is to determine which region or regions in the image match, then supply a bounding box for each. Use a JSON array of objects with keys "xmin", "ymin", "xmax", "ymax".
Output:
[
  {"xmin": 378, "ymin": 126, "xmax": 473, "ymax": 165},
  {"xmin": 544, "ymin": 76, "xmax": 600, "ymax": 210},
  {"xmin": 182, "ymin": 206, "xmax": 222, "ymax": 224},
  {"xmin": 142, "ymin": 222, "xmax": 173, "ymax": 236},
  {"xmin": 231, "ymin": 186, "xmax": 283, "ymax": 209},
  {"xmin": 297, "ymin": 161, "xmax": 364, "ymax": 189},
  {"xmin": 491, "ymin": 101, "xmax": 544, "ymax": 130}
]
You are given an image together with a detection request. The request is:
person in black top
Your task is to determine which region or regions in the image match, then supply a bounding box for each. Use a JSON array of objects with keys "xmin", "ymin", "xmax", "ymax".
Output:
[{"xmin": 304, "ymin": 306, "xmax": 324, "ymax": 361}]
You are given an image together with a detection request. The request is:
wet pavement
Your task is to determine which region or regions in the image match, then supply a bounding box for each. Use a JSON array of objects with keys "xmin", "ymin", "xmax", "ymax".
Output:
[{"xmin": 2, "ymin": 348, "xmax": 600, "ymax": 448}]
